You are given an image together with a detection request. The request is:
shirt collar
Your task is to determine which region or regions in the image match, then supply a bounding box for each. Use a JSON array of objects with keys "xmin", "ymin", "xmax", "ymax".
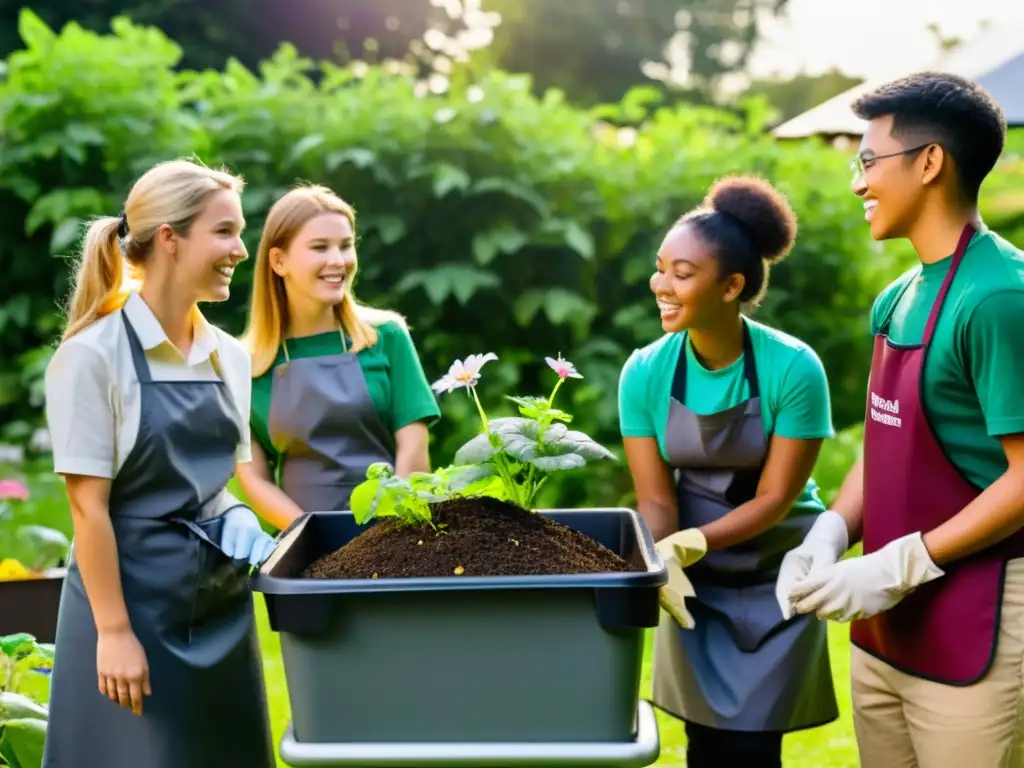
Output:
[{"xmin": 123, "ymin": 292, "xmax": 219, "ymax": 366}]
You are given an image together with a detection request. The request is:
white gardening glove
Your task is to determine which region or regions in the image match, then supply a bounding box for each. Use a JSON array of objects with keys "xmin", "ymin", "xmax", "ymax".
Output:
[
  {"xmin": 655, "ymin": 529, "xmax": 708, "ymax": 629},
  {"xmin": 775, "ymin": 510, "xmax": 849, "ymax": 620},
  {"xmin": 787, "ymin": 532, "xmax": 944, "ymax": 623}
]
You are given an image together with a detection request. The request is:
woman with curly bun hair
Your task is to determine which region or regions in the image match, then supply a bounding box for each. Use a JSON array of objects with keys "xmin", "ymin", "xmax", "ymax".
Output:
[{"xmin": 618, "ymin": 176, "xmax": 838, "ymax": 766}]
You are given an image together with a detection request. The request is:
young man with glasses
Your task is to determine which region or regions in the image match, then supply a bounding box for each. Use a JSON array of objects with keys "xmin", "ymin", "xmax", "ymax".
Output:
[{"xmin": 776, "ymin": 72, "xmax": 1024, "ymax": 767}]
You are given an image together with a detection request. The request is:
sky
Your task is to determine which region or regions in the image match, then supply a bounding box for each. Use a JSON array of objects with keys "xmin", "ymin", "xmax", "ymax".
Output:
[{"xmin": 749, "ymin": 0, "xmax": 1024, "ymax": 79}]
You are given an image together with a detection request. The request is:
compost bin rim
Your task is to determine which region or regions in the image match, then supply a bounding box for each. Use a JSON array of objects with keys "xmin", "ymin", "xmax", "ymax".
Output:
[{"xmin": 249, "ymin": 506, "xmax": 670, "ymax": 595}]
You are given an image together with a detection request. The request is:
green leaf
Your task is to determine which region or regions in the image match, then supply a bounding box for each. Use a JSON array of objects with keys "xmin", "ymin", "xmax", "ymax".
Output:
[
  {"xmin": 0, "ymin": 692, "xmax": 48, "ymax": 722},
  {"xmin": 471, "ymin": 225, "xmax": 529, "ymax": 265},
  {"xmin": 394, "ymin": 265, "xmax": 500, "ymax": 306},
  {"xmin": 505, "ymin": 395, "xmax": 571, "ymax": 423},
  {"xmin": 287, "ymin": 134, "xmax": 325, "ymax": 165},
  {"xmin": 538, "ymin": 219, "xmax": 594, "ymax": 259},
  {"xmin": 0, "ymin": 635, "xmax": 35, "ymax": 659},
  {"xmin": 0, "ymin": 717, "xmax": 48, "ymax": 768},
  {"xmin": 50, "ymin": 218, "xmax": 81, "ymax": 255},
  {"xmin": 17, "ymin": 9, "xmax": 55, "ymax": 51},
  {"xmin": 432, "ymin": 164, "xmax": 471, "ymax": 198},
  {"xmin": 470, "ymin": 178, "xmax": 549, "ymax": 217},
  {"xmin": 513, "ymin": 288, "xmax": 597, "ymax": 331},
  {"xmin": 453, "ymin": 417, "xmax": 536, "ymax": 465},
  {"xmin": 454, "ymin": 417, "xmax": 613, "ymax": 475},
  {"xmin": 64, "ymin": 124, "xmax": 105, "ymax": 147},
  {"xmin": 562, "ymin": 221, "xmax": 594, "ymax": 259},
  {"xmin": 539, "ymin": 424, "xmax": 617, "ymax": 462},
  {"xmin": 541, "ymin": 288, "xmax": 597, "ymax": 326},
  {"xmin": 453, "ymin": 433, "xmax": 502, "ymax": 465},
  {"xmin": 529, "ymin": 454, "xmax": 587, "ymax": 471},
  {"xmin": 349, "ymin": 478, "xmax": 382, "ymax": 525},
  {"xmin": 446, "ymin": 464, "xmax": 498, "ymax": 492},
  {"xmin": 16, "ymin": 525, "xmax": 69, "ymax": 570},
  {"xmin": 325, "ymin": 147, "xmax": 376, "ymax": 171},
  {"xmin": 366, "ymin": 463, "xmax": 394, "ymax": 480},
  {"xmin": 460, "ymin": 474, "xmax": 506, "ymax": 499},
  {"xmin": 364, "ymin": 215, "xmax": 405, "ymax": 245}
]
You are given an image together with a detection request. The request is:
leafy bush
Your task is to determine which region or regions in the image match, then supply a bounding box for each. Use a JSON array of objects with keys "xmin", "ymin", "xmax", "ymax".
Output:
[
  {"xmin": 0, "ymin": 633, "xmax": 52, "ymax": 768},
  {"xmin": 1, "ymin": 11, "xmax": 913, "ymax": 508}
]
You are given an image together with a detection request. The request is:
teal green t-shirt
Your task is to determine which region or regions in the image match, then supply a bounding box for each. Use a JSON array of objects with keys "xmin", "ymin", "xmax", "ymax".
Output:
[
  {"xmin": 251, "ymin": 321, "xmax": 441, "ymax": 474},
  {"xmin": 870, "ymin": 226, "xmax": 1024, "ymax": 489},
  {"xmin": 618, "ymin": 317, "xmax": 833, "ymax": 513}
]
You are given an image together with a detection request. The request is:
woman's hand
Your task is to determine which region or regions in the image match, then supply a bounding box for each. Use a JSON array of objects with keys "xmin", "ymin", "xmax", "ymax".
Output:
[{"xmin": 96, "ymin": 627, "xmax": 151, "ymax": 716}]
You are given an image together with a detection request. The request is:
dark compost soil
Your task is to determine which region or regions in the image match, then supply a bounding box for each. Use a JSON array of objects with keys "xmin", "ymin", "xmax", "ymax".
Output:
[{"xmin": 303, "ymin": 496, "xmax": 641, "ymax": 579}]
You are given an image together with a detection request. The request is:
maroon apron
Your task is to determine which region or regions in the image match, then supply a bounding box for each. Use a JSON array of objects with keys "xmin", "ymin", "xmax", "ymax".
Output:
[{"xmin": 851, "ymin": 223, "xmax": 1024, "ymax": 685}]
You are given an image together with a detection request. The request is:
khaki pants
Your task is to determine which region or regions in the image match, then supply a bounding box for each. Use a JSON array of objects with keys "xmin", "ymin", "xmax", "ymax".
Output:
[{"xmin": 852, "ymin": 559, "xmax": 1024, "ymax": 768}]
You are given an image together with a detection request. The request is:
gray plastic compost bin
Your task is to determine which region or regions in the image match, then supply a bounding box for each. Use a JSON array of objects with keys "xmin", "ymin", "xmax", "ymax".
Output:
[{"xmin": 250, "ymin": 507, "xmax": 667, "ymax": 767}]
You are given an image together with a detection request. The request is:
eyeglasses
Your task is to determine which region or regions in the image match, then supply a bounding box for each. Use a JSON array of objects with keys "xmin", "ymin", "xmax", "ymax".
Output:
[{"xmin": 850, "ymin": 143, "xmax": 933, "ymax": 179}]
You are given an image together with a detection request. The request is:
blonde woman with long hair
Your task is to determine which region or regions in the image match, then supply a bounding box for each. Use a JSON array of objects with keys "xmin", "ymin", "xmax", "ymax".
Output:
[
  {"xmin": 237, "ymin": 185, "xmax": 438, "ymax": 530},
  {"xmin": 41, "ymin": 159, "xmax": 275, "ymax": 768}
]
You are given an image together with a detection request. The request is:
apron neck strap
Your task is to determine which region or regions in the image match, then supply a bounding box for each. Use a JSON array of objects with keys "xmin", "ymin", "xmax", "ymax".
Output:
[
  {"xmin": 671, "ymin": 319, "xmax": 758, "ymax": 404},
  {"xmin": 281, "ymin": 325, "xmax": 349, "ymax": 363},
  {"xmin": 922, "ymin": 222, "xmax": 977, "ymax": 345},
  {"xmin": 121, "ymin": 312, "xmax": 154, "ymax": 384}
]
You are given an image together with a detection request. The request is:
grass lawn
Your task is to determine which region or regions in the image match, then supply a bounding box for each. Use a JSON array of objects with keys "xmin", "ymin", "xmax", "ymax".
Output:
[{"xmin": 254, "ymin": 596, "xmax": 859, "ymax": 768}]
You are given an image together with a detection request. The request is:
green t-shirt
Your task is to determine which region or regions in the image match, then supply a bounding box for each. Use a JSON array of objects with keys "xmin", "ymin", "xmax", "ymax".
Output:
[
  {"xmin": 251, "ymin": 321, "xmax": 441, "ymax": 475},
  {"xmin": 869, "ymin": 226, "xmax": 1024, "ymax": 489},
  {"xmin": 618, "ymin": 318, "xmax": 833, "ymax": 513}
]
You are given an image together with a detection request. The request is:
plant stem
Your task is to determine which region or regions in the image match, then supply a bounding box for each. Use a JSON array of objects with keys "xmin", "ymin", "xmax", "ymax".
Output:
[
  {"xmin": 493, "ymin": 457, "xmax": 522, "ymax": 507},
  {"xmin": 469, "ymin": 386, "xmax": 490, "ymax": 432},
  {"xmin": 547, "ymin": 377, "xmax": 564, "ymax": 408}
]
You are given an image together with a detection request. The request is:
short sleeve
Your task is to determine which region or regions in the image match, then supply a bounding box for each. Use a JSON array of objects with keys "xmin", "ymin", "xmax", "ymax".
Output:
[
  {"xmin": 382, "ymin": 324, "xmax": 441, "ymax": 430},
  {"xmin": 773, "ymin": 347, "xmax": 835, "ymax": 440},
  {"xmin": 45, "ymin": 342, "xmax": 117, "ymax": 478},
  {"xmin": 966, "ymin": 290, "xmax": 1024, "ymax": 436},
  {"xmin": 618, "ymin": 350, "xmax": 655, "ymax": 438}
]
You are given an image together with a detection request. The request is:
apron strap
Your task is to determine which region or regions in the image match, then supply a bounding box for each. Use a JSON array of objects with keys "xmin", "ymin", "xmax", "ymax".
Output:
[
  {"xmin": 922, "ymin": 223, "xmax": 977, "ymax": 346},
  {"xmin": 120, "ymin": 311, "xmax": 154, "ymax": 384},
  {"xmin": 671, "ymin": 319, "xmax": 759, "ymax": 404}
]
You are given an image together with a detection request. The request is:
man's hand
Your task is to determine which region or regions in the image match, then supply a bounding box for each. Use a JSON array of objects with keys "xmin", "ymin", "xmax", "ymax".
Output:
[
  {"xmin": 788, "ymin": 532, "xmax": 944, "ymax": 622},
  {"xmin": 775, "ymin": 510, "xmax": 849, "ymax": 619}
]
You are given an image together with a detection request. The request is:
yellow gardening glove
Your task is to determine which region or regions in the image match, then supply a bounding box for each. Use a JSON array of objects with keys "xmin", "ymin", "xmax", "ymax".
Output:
[{"xmin": 655, "ymin": 529, "xmax": 707, "ymax": 629}]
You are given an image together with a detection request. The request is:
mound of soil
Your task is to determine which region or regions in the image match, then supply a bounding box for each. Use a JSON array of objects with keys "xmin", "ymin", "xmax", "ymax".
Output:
[{"xmin": 303, "ymin": 496, "xmax": 640, "ymax": 579}]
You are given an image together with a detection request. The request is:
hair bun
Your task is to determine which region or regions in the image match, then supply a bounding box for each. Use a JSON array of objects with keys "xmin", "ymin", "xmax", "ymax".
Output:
[{"xmin": 705, "ymin": 176, "xmax": 798, "ymax": 264}]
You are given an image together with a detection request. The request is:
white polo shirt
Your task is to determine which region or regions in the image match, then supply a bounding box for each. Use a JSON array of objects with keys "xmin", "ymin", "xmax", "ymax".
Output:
[{"xmin": 45, "ymin": 292, "xmax": 252, "ymax": 513}]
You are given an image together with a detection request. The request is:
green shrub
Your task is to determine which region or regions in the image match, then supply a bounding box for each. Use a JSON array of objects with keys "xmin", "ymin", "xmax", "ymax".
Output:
[{"xmin": 1, "ymin": 11, "xmax": 910, "ymax": 508}]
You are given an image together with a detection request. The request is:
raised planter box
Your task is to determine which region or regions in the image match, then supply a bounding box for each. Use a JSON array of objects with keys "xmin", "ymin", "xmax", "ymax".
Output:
[
  {"xmin": 0, "ymin": 567, "xmax": 65, "ymax": 643},
  {"xmin": 251, "ymin": 507, "xmax": 666, "ymax": 767}
]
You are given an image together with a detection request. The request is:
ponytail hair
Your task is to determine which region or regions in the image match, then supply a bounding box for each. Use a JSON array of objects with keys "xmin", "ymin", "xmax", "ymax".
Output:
[
  {"xmin": 61, "ymin": 217, "xmax": 131, "ymax": 341},
  {"xmin": 60, "ymin": 158, "xmax": 244, "ymax": 341}
]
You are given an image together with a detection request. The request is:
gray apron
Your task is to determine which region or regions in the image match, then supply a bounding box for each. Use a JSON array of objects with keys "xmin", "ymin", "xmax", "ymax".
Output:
[
  {"xmin": 650, "ymin": 321, "xmax": 838, "ymax": 733},
  {"xmin": 267, "ymin": 331, "xmax": 396, "ymax": 513},
  {"xmin": 43, "ymin": 312, "xmax": 274, "ymax": 768}
]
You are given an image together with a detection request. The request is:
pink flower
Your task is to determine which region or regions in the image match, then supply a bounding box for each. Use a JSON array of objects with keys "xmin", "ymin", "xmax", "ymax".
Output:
[
  {"xmin": 431, "ymin": 353, "xmax": 499, "ymax": 394},
  {"xmin": 545, "ymin": 356, "xmax": 582, "ymax": 380},
  {"xmin": 0, "ymin": 479, "xmax": 29, "ymax": 501}
]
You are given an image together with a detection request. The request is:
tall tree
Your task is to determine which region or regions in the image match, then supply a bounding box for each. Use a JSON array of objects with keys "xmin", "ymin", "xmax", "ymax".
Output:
[{"xmin": 448, "ymin": 0, "xmax": 791, "ymax": 105}]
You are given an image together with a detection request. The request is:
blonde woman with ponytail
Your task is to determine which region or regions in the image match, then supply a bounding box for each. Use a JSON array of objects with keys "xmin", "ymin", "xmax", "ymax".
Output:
[
  {"xmin": 237, "ymin": 185, "xmax": 439, "ymax": 530},
  {"xmin": 41, "ymin": 159, "xmax": 276, "ymax": 768}
]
